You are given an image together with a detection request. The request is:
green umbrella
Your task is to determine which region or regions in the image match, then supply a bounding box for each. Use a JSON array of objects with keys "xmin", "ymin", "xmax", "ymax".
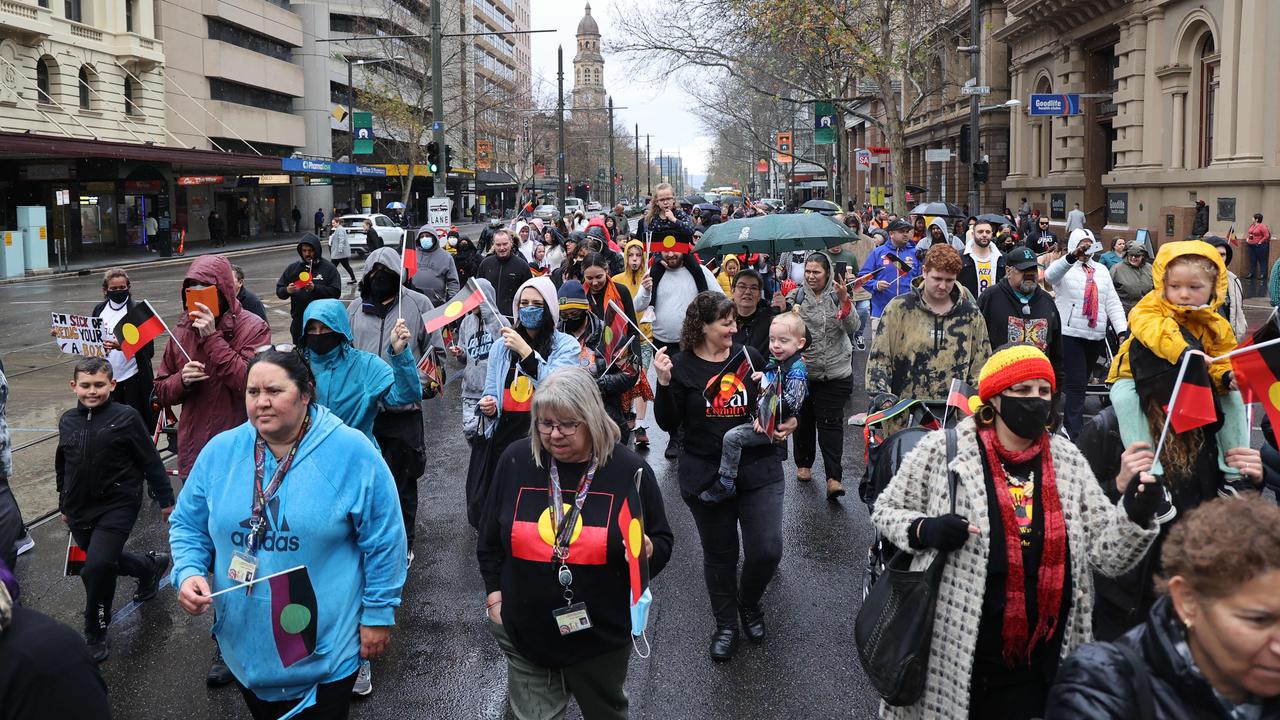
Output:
[{"xmin": 694, "ymin": 213, "xmax": 858, "ymax": 256}]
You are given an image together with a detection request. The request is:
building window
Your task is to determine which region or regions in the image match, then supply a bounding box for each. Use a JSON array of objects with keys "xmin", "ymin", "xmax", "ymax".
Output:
[
  {"xmin": 36, "ymin": 57, "xmax": 52, "ymax": 103},
  {"xmin": 124, "ymin": 77, "xmax": 135, "ymax": 114},
  {"xmin": 209, "ymin": 78, "xmax": 294, "ymax": 113},
  {"xmin": 78, "ymin": 66, "xmax": 90, "ymax": 108},
  {"xmin": 207, "ymin": 17, "xmax": 295, "ymax": 62},
  {"xmin": 125, "ymin": 0, "xmax": 134, "ymax": 32},
  {"xmin": 64, "ymin": 0, "xmax": 81, "ymax": 22},
  {"xmin": 1199, "ymin": 35, "xmax": 1218, "ymax": 168},
  {"xmin": 1033, "ymin": 76, "xmax": 1053, "ymax": 177}
]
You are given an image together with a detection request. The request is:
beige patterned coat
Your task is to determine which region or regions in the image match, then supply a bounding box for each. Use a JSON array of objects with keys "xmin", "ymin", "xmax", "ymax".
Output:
[{"xmin": 869, "ymin": 418, "xmax": 1157, "ymax": 719}]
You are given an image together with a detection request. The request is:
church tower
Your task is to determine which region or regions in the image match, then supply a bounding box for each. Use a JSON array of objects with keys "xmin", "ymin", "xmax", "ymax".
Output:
[{"xmin": 572, "ymin": 3, "xmax": 604, "ymax": 110}]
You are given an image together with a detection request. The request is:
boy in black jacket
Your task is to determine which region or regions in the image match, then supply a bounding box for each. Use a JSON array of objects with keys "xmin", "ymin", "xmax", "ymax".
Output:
[{"xmin": 57, "ymin": 358, "xmax": 174, "ymax": 663}]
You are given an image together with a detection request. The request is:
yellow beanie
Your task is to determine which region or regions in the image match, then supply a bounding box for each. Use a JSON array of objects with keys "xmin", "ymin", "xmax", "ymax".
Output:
[{"xmin": 978, "ymin": 345, "xmax": 1056, "ymax": 401}]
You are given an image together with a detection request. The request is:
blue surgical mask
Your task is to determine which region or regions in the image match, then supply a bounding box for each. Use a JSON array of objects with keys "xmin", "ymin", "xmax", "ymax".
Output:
[
  {"xmin": 518, "ymin": 305, "xmax": 544, "ymax": 328},
  {"xmin": 631, "ymin": 587, "xmax": 653, "ymax": 658}
]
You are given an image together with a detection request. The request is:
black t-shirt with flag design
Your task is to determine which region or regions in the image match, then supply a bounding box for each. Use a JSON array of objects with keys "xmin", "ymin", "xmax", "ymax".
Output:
[{"xmin": 477, "ymin": 439, "xmax": 673, "ymax": 669}]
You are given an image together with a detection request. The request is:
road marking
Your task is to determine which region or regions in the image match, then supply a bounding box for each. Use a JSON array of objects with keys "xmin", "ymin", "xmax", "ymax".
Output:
[{"xmin": 111, "ymin": 577, "xmax": 172, "ymax": 626}]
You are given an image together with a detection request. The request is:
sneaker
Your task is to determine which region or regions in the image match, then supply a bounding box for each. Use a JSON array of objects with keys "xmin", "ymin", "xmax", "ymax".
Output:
[
  {"xmin": 1152, "ymin": 481, "xmax": 1178, "ymax": 526},
  {"xmin": 406, "ymin": 549, "xmax": 415, "ymax": 570},
  {"xmin": 84, "ymin": 631, "xmax": 110, "ymax": 664},
  {"xmin": 853, "ymin": 336, "xmax": 866, "ymax": 352},
  {"xmin": 664, "ymin": 440, "xmax": 680, "ymax": 460},
  {"xmin": 13, "ymin": 533, "xmax": 34, "ymax": 557},
  {"xmin": 633, "ymin": 426, "xmax": 650, "ymax": 450},
  {"xmin": 207, "ymin": 645, "xmax": 234, "ymax": 687},
  {"xmin": 134, "ymin": 551, "xmax": 171, "ymax": 602},
  {"xmin": 352, "ymin": 660, "xmax": 373, "ymax": 696},
  {"xmin": 698, "ymin": 479, "xmax": 737, "ymax": 504},
  {"xmin": 1218, "ymin": 475, "xmax": 1257, "ymax": 499}
]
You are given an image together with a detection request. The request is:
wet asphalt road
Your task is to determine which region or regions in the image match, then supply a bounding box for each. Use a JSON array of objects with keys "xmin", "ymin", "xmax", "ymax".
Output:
[{"xmin": 3, "ymin": 245, "xmax": 884, "ymax": 719}]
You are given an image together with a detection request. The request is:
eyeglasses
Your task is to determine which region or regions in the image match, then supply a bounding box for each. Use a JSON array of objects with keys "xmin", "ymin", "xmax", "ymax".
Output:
[
  {"xmin": 733, "ymin": 284, "xmax": 761, "ymax": 293},
  {"xmin": 1039, "ymin": 222, "xmax": 1050, "ymax": 227},
  {"xmin": 254, "ymin": 343, "xmax": 298, "ymax": 354},
  {"xmin": 536, "ymin": 419, "xmax": 582, "ymax": 436}
]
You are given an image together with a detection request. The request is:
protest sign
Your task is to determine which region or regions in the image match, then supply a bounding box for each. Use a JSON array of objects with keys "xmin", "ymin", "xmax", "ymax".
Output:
[{"xmin": 51, "ymin": 312, "xmax": 108, "ymax": 357}]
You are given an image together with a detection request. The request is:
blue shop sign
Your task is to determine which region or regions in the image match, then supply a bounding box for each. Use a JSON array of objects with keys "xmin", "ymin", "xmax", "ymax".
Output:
[
  {"xmin": 281, "ymin": 158, "xmax": 387, "ymax": 177},
  {"xmin": 1028, "ymin": 94, "xmax": 1082, "ymax": 116}
]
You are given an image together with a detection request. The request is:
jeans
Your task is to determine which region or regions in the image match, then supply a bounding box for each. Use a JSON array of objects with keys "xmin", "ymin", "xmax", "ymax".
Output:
[
  {"xmin": 374, "ymin": 411, "xmax": 426, "ymax": 549},
  {"xmin": 0, "ymin": 480, "xmax": 25, "ymax": 570},
  {"xmin": 69, "ymin": 506, "xmax": 148, "ymax": 634},
  {"xmin": 682, "ymin": 480, "xmax": 784, "ymax": 627},
  {"xmin": 487, "ymin": 619, "xmax": 629, "ymax": 720},
  {"xmin": 794, "ymin": 375, "xmax": 854, "ymax": 481},
  {"xmin": 1111, "ymin": 378, "xmax": 1249, "ymax": 478},
  {"xmin": 853, "ymin": 300, "xmax": 871, "ymax": 342},
  {"xmin": 1061, "ymin": 335, "xmax": 1103, "ymax": 439},
  {"xmin": 238, "ymin": 672, "xmax": 357, "ymax": 720},
  {"xmin": 1249, "ymin": 242, "xmax": 1270, "ymax": 280},
  {"xmin": 718, "ymin": 423, "xmax": 771, "ymax": 481}
]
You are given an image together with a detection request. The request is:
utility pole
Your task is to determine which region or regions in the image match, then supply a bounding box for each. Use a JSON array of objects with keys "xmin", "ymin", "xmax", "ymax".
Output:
[
  {"xmin": 633, "ymin": 124, "xmax": 639, "ymax": 204},
  {"xmin": 967, "ymin": 0, "xmax": 982, "ymax": 215},
  {"xmin": 557, "ymin": 45, "xmax": 566, "ymax": 217},
  {"xmin": 645, "ymin": 137, "xmax": 651, "ymax": 196},
  {"xmin": 429, "ymin": 0, "xmax": 446, "ymax": 200},
  {"xmin": 347, "ymin": 61, "xmax": 356, "ymax": 210},
  {"xmin": 607, "ymin": 96, "xmax": 615, "ymax": 207}
]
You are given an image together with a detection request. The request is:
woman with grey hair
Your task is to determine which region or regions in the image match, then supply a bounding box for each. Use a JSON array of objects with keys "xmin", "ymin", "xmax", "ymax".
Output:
[{"xmin": 477, "ymin": 367, "xmax": 673, "ymax": 720}]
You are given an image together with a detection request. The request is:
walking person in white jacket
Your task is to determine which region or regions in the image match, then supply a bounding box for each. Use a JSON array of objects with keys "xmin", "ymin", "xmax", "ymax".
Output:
[
  {"xmin": 1045, "ymin": 228, "xmax": 1127, "ymax": 439},
  {"xmin": 328, "ymin": 218, "xmax": 356, "ymax": 284}
]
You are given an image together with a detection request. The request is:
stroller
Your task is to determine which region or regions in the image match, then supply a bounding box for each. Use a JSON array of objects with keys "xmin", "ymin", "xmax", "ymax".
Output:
[{"xmin": 853, "ymin": 398, "xmax": 948, "ymax": 600}]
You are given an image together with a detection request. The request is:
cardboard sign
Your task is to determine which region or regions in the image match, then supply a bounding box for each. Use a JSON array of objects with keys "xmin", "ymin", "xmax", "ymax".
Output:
[{"xmin": 51, "ymin": 312, "xmax": 108, "ymax": 357}]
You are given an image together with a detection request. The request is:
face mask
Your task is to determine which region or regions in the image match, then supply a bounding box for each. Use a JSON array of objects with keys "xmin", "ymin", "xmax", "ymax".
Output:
[
  {"xmin": 367, "ymin": 272, "xmax": 399, "ymax": 303},
  {"xmin": 518, "ymin": 305, "xmax": 544, "ymax": 328},
  {"xmin": 560, "ymin": 313, "xmax": 586, "ymax": 333},
  {"xmin": 996, "ymin": 394, "xmax": 1052, "ymax": 440},
  {"xmin": 418, "ymin": 236, "xmax": 435, "ymax": 251},
  {"xmin": 631, "ymin": 587, "xmax": 653, "ymax": 658},
  {"xmin": 306, "ymin": 332, "xmax": 343, "ymax": 356},
  {"xmin": 106, "ymin": 289, "xmax": 129, "ymax": 304}
]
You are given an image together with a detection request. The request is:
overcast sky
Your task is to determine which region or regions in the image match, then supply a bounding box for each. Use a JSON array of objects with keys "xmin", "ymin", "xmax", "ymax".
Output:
[{"xmin": 528, "ymin": 0, "xmax": 709, "ymax": 185}]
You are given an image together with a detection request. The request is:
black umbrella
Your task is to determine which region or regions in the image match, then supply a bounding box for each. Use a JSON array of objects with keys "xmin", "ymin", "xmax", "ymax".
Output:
[
  {"xmin": 800, "ymin": 199, "xmax": 841, "ymax": 215},
  {"xmin": 907, "ymin": 201, "xmax": 966, "ymax": 218},
  {"xmin": 905, "ymin": 184, "xmax": 929, "ymax": 196},
  {"xmin": 694, "ymin": 202, "xmax": 722, "ymax": 214},
  {"xmin": 683, "ymin": 194, "xmax": 707, "ymax": 206},
  {"xmin": 976, "ymin": 213, "xmax": 1011, "ymax": 227}
]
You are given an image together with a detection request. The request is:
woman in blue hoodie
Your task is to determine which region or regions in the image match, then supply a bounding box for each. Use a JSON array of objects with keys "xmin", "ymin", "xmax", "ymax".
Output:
[
  {"xmin": 299, "ymin": 298, "xmax": 421, "ymax": 446},
  {"xmin": 170, "ymin": 348, "xmax": 406, "ymax": 720}
]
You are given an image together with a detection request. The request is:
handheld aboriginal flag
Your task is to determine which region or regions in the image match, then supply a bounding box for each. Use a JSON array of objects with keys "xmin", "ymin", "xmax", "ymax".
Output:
[
  {"xmin": 423, "ymin": 279, "xmax": 487, "ymax": 334},
  {"xmin": 1165, "ymin": 352, "xmax": 1217, "ymax": 434},
  {"xmin": 602, "ymin": 300, "xmax": 631, "ymax": 364},
  {"xmin": 112, "ymin": 300, "xmax": 166, "ymax": 361},
  {"xmin": 944, "ymin": 379, "xmax": 981, "ymax": 424},
  {"xmin": 269, "ymin": 566, "xmax": 318, "ymax": 668},
  {"xmin": 883, "ymin": 252, "xmax": 912, "ymax": 276},
  {"xmin": 646, "ymin": 226, "xmax": 694, "ymax": 255},
  {"xmin": 1229, "ymin": 317, "xmax": 1280, "ymax": 432}
]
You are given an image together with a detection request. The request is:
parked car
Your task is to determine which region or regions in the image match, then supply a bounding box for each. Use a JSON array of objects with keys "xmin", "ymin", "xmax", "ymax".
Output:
[
  {"xmin": 533, "ymin": 204, "xmax": 561, "ymax": 222},
  {"xmin": 564, "ymin": 197, "xmax": 584, "ymax": 215},
  {"xmin": 586, "ymin": 201, "xmax": 602, "ymax": 212},
  {"xmin": 338, "ymin": 213, "xmax": 405, "ymax": 255}
]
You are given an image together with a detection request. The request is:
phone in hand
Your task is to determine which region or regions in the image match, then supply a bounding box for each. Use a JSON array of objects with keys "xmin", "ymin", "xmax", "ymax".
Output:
[{"xmin": 835, "ymin": 261, "xmax": 848, "ymax": 279}]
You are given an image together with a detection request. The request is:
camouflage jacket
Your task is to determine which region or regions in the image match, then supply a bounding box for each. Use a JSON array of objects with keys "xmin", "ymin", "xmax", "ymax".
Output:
[{"xmin": 865, "ymin": 281, "xmax": 990, "ymax": 404}]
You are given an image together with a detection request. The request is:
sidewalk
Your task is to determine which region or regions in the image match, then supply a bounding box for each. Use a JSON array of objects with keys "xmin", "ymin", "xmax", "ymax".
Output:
[{"xmin": 1, "ymin": 221, "xmax": 490, "ymax": 286}]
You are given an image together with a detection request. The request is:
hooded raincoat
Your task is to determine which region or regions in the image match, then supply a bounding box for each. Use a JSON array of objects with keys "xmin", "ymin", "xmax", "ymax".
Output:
[
  {"xmin": 169, "ymin": 403, "xmax": 406, "ymax": 716},
  {"xmin": 409, "ymin": 225, "xmax": 460, "ymax": 306},
  {"xmin": 154, "ymin": 256, "xmax": 272, "ymax": 478},
  {"xmin": 1106, "ymin": 241, "xmax": 1236, "ymax": 391},
  {"xmin": 301, "ymin": 299, "xmax": 421, "ymax": 444}
]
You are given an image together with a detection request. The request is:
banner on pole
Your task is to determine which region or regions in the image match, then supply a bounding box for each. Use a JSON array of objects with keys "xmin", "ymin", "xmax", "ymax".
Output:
[
  {"xmin": 814, "ymin": 102, "xmax": 836, "ymax": 145},
  {"xmin": 774, "ymin": 132, "xmax": 793, "ymax": 164}
]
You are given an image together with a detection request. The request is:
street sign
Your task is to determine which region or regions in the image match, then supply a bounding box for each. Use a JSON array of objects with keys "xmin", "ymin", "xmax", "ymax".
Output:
[
  {"xmin": 428, "ymin": 197, "xmax": 450, "ymax": 226},
  {"xmin": 432, "ymin": 121, "xmax": 444, "ymax": 132},
  {"xmin": 960, "ymin": 86, "xmax": 991, "ymax": 96},
  {"xmin": 775, "ymin": 132, "xmax": 793, "ymax": 164},
  {"xmin": 855, "ymin": 149, "xmax": 871, "ymax": 172},
  {"xmin": 756, "ymin": 159, "xmax": 768, "ymax": 173},
  {"xmin": 353, "ymin": 112, "xmax": 374, "ymax": 155},
  {"xmin": 1029, "ymin": 93, "xmax": 1082, "ymax": 116},
  {"xmin": 925, "ymin": 148, "xmax": 952, "ymax": 162}
]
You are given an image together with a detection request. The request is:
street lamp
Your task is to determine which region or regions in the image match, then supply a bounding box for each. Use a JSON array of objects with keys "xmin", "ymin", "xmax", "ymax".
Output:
[
  {"xmin": 344, "ymin": 54, "xmax": 404, "ymax": 210},
  {"xmin": 978, "ymin": 98, "xmax": 1022, "ymax": 113}
]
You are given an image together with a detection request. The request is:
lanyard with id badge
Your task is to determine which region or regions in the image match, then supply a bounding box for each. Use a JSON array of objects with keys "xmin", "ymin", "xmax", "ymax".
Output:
[
  {"xmin": 547, "ymin": 457, "xmax": 598, "ymax": 636},
  {"xmin": 228, "ymin": 414, "xmax": 311, "ymax": 594}
]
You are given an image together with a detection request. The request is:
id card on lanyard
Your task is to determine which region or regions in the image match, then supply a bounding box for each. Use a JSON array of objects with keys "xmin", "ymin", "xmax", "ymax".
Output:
[
  {"xmin": 548, "ymin": 457, "xmax": 598, "ymax": 635},
  {"xmin": 232, "ymin": 413, "xmax": 310, "ymax": 593}
]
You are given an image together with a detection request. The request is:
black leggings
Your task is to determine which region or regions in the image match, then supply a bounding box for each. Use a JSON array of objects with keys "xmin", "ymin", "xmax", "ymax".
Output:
[
  {"xmin": 682, "ymin": 480, "xmax": 784, "ymax": 627},
  {"xmin": 70, "ymin": 506, "xmax": 147, "ymax": 633},
  {"xmin": 374, "ymin": 411, "xmax": 426, "ymax": 549},
  {"xmin": 238, "ymin": 671, "xmax": 357, "ymax": 720},
  {"xmin": 334, "ymin": 257, "xmax": 355, "ymax": 281},
  {"xmin": 793, "ymin": 375, "xmax": 853, "ymax": 481}
]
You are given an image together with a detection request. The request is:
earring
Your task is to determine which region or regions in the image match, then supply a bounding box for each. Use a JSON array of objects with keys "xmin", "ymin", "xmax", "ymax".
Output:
[{"xmin": 976, "ymin": 404, "xmax": 996, "ymax": 424}]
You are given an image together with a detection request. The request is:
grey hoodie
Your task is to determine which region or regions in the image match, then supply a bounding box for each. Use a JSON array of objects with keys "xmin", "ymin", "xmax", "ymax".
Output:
[
  {"xmin": 409, "ymin": 225, "xmax": 460, "ymax": 305},
  {"xmin": 347, "ymin": 246, "xmax": 445, "ymax": 412},
  {"xmin": 916, "ymin": 217, "xmax": 965, "ymax": 254},
  {"xmin": 457, "ymin": 278, "xmax": 499, "ymax": 400}
]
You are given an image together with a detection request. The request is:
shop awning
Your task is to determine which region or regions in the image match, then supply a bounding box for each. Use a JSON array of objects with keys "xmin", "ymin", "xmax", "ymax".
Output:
[
  {"xmin": 282, "ymin": 157, "xmax": 387, "ymax": 177},
  {"xmin": 477, "ymin": 170, "xmax": 517, "ymax": 187},
  {"xmin": 0, "ymin": 131, "xmax": 281, "ymax": 173}
]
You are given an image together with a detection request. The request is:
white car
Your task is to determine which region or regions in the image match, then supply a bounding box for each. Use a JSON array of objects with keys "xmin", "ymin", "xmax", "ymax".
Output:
[
  {"xmin": 564, "ymin": 197, "xmax": 584, "ymax": 215},
  {"xmin": 533, "ymin": 204, "xmax": 561, "ymax": 222},
  {"xmin": 586, "ymin": 201, "xmax": 602, "ymax": 212},
  {"xmin": 337, "ymin": 213, "xmax": 405, "ymax": 255}
]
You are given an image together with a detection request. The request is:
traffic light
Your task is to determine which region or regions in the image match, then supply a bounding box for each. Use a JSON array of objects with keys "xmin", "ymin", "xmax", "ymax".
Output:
[
  {"xmin": 973, "ymin": 160, "xmax": 989, "ymax": 183},
  {"xmin": 426, "ymin": 142, "xmax": 439, "ymax": 174},
  {"xmin": 445, "ymin": 145, "xmax": 454, "ymax": 171}
]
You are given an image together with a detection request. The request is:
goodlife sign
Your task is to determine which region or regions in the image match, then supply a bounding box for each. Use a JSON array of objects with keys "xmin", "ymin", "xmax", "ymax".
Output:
[{"xmin": 1029, "ymin": 94, "xmax": 1081, "ymax": 116}]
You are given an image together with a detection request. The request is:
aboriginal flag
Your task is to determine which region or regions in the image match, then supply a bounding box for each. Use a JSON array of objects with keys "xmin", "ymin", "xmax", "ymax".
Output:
[
  {"xmin": 758, "ymin": 375, "xmax": 781, "ymax": 437},
  {"xmin": 269, "ymin": 566, "xmax": 317, "ymax": 668},
  {"xmin": 290, "ymin": 265, "xmax": 315, "ymax": 291},
  {"xmin": 112, "ymin": 300, "xmax": 165, "ymax": 361},
  {"xmin": 646, "ymin": 226, "xmax": 694, "ymax": 255},
  {"xmin": 883, "ymin": 252, "xmax": 912, "ymax": 276},
  {"xmin": 602, "ymin": 300, "xmax": 631, "ymax": 364},
  {"xmin": 403, "ymin": 246, "xmax": 418, "ymax": 278},
  {"xmin": 848, "ymin": 269, "xmax": 878, "ymax": 292},
  {"xmin": 424, "ymin": 280, "xmax": 486, "ymax": 334},
  {"xmin": 1231, "ymin": 319, "xmax": 1280, "ymax": 432},
  {"xmin": 64, "ymin": 534, "xmax": 87, "ymax": 577},
  {"xmin": 946, "ymin": 379, "xmax": 980, "ymax": 418},
  {"xmin": 703, "ymin": 350, "xmax": 754, "ymax": 405},
  {"xmin": 510, "ymin": 486, "xmax": 610, "ymax": 565},
  {"xmin": 617, "ymin": 497, "xmax": 648, "ymax": 608},
  {"xmin": 1167, "ymin": 352, "xmax": 1217, "ymax": 433},
  {"xmin": 502, "ymin": 365, "xmax": 534, "ymax": 412}
]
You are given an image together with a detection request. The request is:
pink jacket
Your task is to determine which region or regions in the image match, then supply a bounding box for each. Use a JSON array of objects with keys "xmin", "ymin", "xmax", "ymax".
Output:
[
  {"xmin": 1248, "ymin": 222, "xmax": 1271, "ymax": 245},
  {"xmin": 154, "ymin": 256, "xmax": 272, "ymax": 478}
]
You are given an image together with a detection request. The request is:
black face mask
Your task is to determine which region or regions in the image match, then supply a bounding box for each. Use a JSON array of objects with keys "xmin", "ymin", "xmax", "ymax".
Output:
[
  {"xmin": 105, "ymin": 289, "xmax": 130, "ymax": 304},
  {"xmin": 996, "ymin": 395, "xmax": 1052, "ymax": 440},
  {"xmin": 366, "ymin": 272, "xmax": 399, "ymax": 303},
  {"xmin": 306, "ymin": 332, "xmax": 343, "ymax": 356},
  {"xmin": 560, "ymin": 313, "xmax": 587, "ymax": 334}
]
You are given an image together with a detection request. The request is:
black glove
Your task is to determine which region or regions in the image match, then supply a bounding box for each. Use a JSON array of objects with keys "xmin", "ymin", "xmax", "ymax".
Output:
[
  {"xmin": 909, "ymin": 514, "xmax": 971, "ymax": 551},
  {"xmin": 1122, "ymin": 473, "xmax": 1167, "ymax": 528}
]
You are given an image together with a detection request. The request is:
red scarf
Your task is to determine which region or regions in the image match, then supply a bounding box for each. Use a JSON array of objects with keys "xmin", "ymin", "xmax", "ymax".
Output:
[{"xmin": 977, "ymin": 425, "xmax": 1067, "ymax": 666}]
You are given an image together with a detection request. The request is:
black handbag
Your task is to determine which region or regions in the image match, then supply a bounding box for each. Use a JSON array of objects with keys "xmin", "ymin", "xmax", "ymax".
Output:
[{"xmin": 855, "ymin": 428, "xmax": 958, "ymax": 707}]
